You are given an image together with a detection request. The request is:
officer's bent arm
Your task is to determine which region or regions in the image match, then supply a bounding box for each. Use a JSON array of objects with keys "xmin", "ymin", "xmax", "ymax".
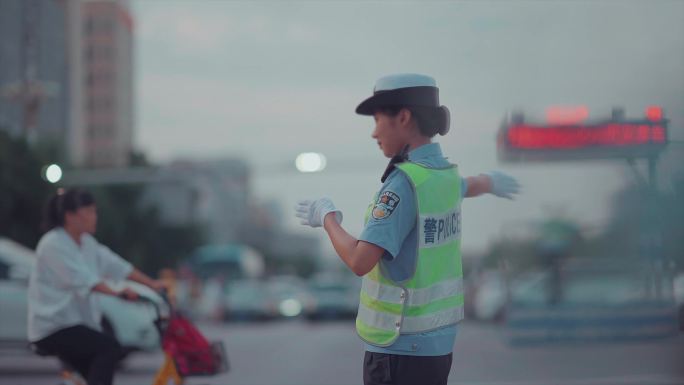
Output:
[
  {"xmin": 323, "ymin": 214, "xmax": 384, "ymax": 276},
  {"xmin": 464, "ymin": 175, "xmax": 492, "ymax": 197}
]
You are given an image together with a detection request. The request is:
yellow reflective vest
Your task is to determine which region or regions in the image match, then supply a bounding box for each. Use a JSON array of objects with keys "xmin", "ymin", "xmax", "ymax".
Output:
[{"xmin": 356, "ymin": 162, "xmax": 464, "ymax": 347}]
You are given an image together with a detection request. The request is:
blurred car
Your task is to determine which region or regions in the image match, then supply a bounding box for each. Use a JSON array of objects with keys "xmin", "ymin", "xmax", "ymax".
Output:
[
  {"xmin": 674, "ymin": 272, "xmax": 684, "ymax": 331},
  {"xmin": 264, "ymin": 275, "xmax": 315, "ymax": 319},
  {"xmin": 0, "ymin": 237, "xmax": 167, "ymax": 357},
  {"xmin": 0, "ymin": 238, "xmax": 34, "ymax": 349},
  {"xmin": 304, "ymin": 272, "xmax": 359, "ymax": 321},
  {"xmin": 185, "ymin": 244, "xmax": 264, "ymax": 281},
  {"xmin": 193, "ymin": 277, "xmax": 227, "ymax": 321},
  {"xmin": 471, "ymin": 270, "xmax": 506, "ymax": 322},
  {"xmin": 223, "ymin": 279, "xmax": 276, "ymax": 321}
]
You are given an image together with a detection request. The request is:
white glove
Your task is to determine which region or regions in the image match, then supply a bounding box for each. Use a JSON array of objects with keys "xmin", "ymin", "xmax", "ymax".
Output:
[
  {"xmin": 295, "ymin": 198, "xmax": 343, "ymax": 228},
  {"xmin": 485, "ymin": 171, "xmax": 520, "ymax": 199}
]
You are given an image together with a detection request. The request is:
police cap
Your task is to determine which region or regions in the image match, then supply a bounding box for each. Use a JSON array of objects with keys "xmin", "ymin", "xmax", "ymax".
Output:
[{"xmin": 356, "ymin": 73, "xmax": 450, "ymax": 135}]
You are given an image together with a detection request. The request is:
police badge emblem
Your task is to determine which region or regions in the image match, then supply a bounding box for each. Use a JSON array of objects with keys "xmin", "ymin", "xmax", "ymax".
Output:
[{"xmin": 372, "ymin": 191, "xmax": 400, "ymax": 220}]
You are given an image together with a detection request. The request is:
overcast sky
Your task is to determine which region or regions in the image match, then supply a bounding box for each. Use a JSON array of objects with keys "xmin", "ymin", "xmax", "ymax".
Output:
[{"xmin": 131, "ymin": 0, "xmax": 684, "ymax": 255}]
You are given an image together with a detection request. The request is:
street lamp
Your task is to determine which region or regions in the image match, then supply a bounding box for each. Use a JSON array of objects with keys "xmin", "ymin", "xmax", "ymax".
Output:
[
  {"xmin": 43, "ymin": 164, "xmax": 62, "ymax": 183},
  {"xmin": 295, "ymin": 152, "xmax": 327, "ymax": 173}
]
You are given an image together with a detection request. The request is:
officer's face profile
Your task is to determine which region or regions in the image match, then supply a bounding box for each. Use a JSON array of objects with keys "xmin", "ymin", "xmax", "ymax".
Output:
[
  {"xmin": 372, "ymin": 108, "xmax": 413, "ymax": 158},
  {"xmin": 372, "ymin": 111, "xmax": 401, "ymax": 158}
]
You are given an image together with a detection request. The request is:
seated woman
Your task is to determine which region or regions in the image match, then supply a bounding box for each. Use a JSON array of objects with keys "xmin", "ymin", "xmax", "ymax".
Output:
[{"xmin": 28, "ymin": 187, "xmax": 165, "ymax": 385}]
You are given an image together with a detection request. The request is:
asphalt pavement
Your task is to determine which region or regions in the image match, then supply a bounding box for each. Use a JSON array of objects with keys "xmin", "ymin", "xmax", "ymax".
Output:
[{"xmin": 0, "ymin": 320, "xmax": 682, "ymax": 385}]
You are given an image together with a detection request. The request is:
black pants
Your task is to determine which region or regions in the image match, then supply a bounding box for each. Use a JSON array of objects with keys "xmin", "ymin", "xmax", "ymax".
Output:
[
  {"xmin": 33, "ymin": 325, "xmax": 122, "ymax": 385},
  {"xmin": 363, "ymin": 351, "xmax": 453, "ymax": 385}
]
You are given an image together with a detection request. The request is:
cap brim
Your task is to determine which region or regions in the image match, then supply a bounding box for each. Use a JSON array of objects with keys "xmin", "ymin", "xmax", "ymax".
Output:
[
  {"xmin": 355, "ymin": 93, "xmax": 391, "ymax": 115},
  {"xmin": 357, "ymin": 101, "xmax": 451, "ymax": 134},
  {"xmin": 355, "ymin": 86, "xmax": 440, "ymax": 115}
]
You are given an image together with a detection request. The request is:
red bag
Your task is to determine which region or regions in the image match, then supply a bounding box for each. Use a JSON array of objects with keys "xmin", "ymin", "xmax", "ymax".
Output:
[{"xmin": 161, "ymin": 314, "xmax": 227, "ymax": 376}]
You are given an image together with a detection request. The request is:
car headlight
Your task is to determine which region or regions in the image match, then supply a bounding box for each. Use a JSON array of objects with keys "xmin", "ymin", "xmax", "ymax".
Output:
[{"xmin": 278, "ymin": 299, "xmax": 302, "ymax": 317}]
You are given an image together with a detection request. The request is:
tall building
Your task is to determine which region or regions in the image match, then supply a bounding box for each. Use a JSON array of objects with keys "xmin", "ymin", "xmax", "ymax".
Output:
[
  {"xmin": 80, "ymin": 0, "xmax": 135, "ymax": 168},
  {"xmin": 0, "ymin": 0, "xmax": 135, "ymax": 169},
  {"xmin": 0, "ymin": 0, "xmax": 69, "ymax": 142}
]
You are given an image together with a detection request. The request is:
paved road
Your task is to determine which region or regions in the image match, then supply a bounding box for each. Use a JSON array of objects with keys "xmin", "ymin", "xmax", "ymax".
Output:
[{"xmin": 1, "ymin": 321, "xmax": 682, "ymax": 385}]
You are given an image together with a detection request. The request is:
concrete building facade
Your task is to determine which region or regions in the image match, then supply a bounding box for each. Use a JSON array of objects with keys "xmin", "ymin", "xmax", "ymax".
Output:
[
  {"xmin": 0, "ymin": 0, "xmax": 135, "ymax": 169},
  {"xmin": 0, "ymin": 0, "xmax": 69, "ymax": 142},
  {"xmin": 80, "ymin": 0, "xmax": 135, "ymax": 167}
]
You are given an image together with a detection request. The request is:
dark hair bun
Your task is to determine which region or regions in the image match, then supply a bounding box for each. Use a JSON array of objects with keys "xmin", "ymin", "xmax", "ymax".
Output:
[{"xmin": 437, "ymin": 106, "xmax": 450, "ymax": 136}]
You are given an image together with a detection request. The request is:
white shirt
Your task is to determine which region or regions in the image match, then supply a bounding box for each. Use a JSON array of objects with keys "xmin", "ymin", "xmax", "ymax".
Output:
[{"xmin": 28, "ymin": 228, "xmax": 133, "ymax": 341}]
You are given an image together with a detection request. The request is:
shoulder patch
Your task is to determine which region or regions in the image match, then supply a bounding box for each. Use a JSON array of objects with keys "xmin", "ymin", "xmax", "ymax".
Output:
[{"xmin": 372, "ymin": 191, "xmax": 400, "ymax": 220}]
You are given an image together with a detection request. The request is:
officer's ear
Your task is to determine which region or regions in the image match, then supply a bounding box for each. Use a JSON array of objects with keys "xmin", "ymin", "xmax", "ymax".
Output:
[{"xmin": 398, "ymin": 108, "xmax": 412, "ymax": 127}]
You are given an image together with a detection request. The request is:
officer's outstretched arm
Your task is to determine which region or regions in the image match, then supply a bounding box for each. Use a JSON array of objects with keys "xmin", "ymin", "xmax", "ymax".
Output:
[
  {"xmin": 465, "ymin": 171, "xmax": 520, "ymax": 199},
  {"xmin": 464, "ymin": 175, "xmax": 490, "ymax": 197},
  {"xmin": 323, "ymin": 215, "xmax": 384, "ymax": 277},
  {"xmin": 296, "ymin": 197, "xmax": 383, "ymax": 276}
]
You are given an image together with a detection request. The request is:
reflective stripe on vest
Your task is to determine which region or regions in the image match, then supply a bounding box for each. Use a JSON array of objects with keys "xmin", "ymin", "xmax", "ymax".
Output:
[
  {"xmin": 361, "ymin": 276, "xmax": 464, "ymax": 307},
  {"xmin": 356, "ymin": 162, "xmax": 464, "ymax": 347},
  {"xmin": 357, "ymin": 302, "xmax": 465, "ymax": 333}
]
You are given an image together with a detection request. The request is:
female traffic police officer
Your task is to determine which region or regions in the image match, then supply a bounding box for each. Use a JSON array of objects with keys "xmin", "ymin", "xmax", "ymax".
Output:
[{"xmin": 296, "ymin": 73, "xmax": 519, "ymax": 385}]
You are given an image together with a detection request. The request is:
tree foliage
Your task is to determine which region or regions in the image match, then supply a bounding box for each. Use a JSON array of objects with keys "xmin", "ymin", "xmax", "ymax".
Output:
[{"xmin": 0, "ymin": 130, "xmax": 53, "ymax": 247}]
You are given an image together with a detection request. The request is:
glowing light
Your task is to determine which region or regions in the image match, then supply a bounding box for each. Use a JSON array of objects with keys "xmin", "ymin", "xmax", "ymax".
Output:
[
  {"xmin": 295, "ymin": 152, "xmax": 327, "ymax": 173},
  {"xmin": 546, "ymin": 106, "xmax": 589, "ymax": 125},
  {"xmin": 506, "ymin": 123, "xmax": 667, "ymax": 149},
  {"xmin": 45, "ymin": 164, "xmax": 62, "ymax": 183},
  {"xmin": 278, "ymin": 299, "xmax": 302, "ymax": 317},
  {"xmin": 645, "ymin": 106, "xmax": 663, "ymax": 122}
]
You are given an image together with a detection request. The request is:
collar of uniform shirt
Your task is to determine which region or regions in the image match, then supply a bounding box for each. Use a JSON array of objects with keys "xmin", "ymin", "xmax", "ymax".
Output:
[{"xmin": 407, "ymin": 142, "xmax": 442, "ymax": 161}]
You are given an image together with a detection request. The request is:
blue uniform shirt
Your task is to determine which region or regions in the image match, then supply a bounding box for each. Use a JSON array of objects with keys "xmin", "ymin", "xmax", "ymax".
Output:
[{"xmin": 359, "ymin": 143, "xmax": 466, "ymax": 356}]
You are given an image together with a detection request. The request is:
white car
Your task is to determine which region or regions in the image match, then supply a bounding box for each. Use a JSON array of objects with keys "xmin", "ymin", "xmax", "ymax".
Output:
[
  {"xmin": 472, "ymin": 270, "xmax": 507, "ymax": 322},
  {"xmin": 0, "ymin": 237, "xmax": 167, "ymax": 356},
  {"xmin": 674, "ymin": 272, "xmax": 684, "ymax": 331}
]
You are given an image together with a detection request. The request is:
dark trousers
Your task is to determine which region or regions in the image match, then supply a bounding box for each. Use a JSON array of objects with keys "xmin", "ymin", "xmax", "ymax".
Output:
[
  {"xmin": 363, "ymin": 351, "xmax": 453, "ymax": 385},
  {"xmin": 33, "ymin": 325, "xmax": 122, "ymax": 385}
]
